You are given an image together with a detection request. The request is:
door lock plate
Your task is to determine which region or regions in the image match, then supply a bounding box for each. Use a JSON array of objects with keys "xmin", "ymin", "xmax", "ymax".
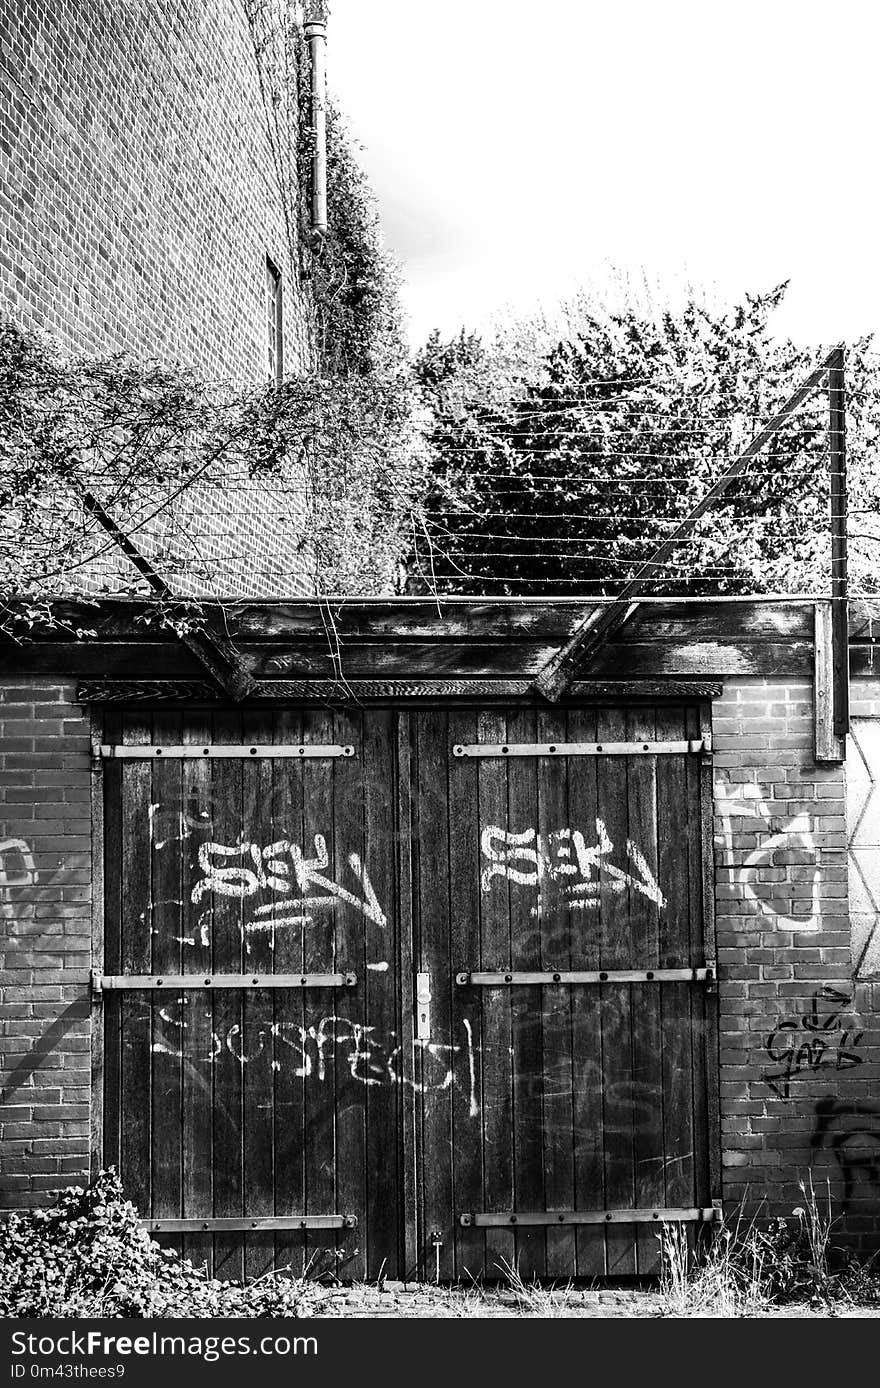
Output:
[{"xmin": 416, "ymin": 972, "xmax": 431, "ymax": 1040}]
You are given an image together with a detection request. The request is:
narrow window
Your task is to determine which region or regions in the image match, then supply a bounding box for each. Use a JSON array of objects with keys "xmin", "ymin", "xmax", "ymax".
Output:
[{"xmin": 266, "ymin": 256, "xmax": 283, "ymax": 385}]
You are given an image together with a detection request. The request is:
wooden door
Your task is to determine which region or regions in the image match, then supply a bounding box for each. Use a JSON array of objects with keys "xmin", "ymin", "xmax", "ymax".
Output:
[
  {"xmin": 100, "ymin": 700, "xmax": 717, "ymax": 1282},
  {"xmin": 409, "ymin": 702, "xmax": 717, "ymax": 1280},
  {"xmin": 101, "ymin": 707, "xmax": 402, "ymax": 1280}
]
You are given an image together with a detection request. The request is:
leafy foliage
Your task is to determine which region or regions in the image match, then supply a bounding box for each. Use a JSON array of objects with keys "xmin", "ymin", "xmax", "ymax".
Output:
[
  {"xmin": 0, "ymin": 317, "xmax": 428, "ymax": 629},
  {"xmin": 414, "ymin": 286, "xmax": 880, "ymax": 595},
  {"xmin": 0, "ymin": 1170, "xmax": 323, "ymax": 1318}
]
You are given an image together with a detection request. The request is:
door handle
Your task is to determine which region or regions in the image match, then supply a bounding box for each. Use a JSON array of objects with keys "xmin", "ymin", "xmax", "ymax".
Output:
[{"xmin": 416, "ymin": 972, "xmax": 431, "ymax": 1040}]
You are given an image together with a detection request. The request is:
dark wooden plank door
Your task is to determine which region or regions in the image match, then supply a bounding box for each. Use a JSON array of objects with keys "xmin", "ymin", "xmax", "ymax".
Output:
[
  {"xmin": 102, "ymin": 700, "xmax": 715, "ymax": 1281},
  {"xmin": 412, "ymin": 702, "xmax": 715, "ymax": 1280},
  {"xmin": 103, "ymin": 708, "xmax": 404, "ymax": 1279}
]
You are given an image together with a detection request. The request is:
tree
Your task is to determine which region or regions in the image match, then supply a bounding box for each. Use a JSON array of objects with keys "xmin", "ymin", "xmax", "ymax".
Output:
[{"xmin": 412, "ymin": 286, "xmax": 880, "ymax": 597}]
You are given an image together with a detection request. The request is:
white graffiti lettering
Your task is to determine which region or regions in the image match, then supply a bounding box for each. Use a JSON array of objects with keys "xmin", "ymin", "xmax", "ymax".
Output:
[
  {"xmin": 190, "ymin": 833, "xmax": 387, "ymax": 939},
  {"xmin": 480, "ymin": 820, "xmax": 665, "ymax": 913}
]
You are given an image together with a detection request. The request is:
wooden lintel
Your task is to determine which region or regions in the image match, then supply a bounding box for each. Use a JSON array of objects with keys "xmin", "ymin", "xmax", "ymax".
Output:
[
  {"xmin": 814, "ymin": 601, "xmax": 845, "ymax": 762},
  {"xmin": 76, "ymin": 678, "xmax": 725, "ymax": 705}
]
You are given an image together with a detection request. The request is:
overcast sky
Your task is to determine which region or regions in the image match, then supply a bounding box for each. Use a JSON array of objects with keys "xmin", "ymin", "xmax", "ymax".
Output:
[{"xmin": 328, "ymin": 0, "xmax": 879, "ymax": 352}]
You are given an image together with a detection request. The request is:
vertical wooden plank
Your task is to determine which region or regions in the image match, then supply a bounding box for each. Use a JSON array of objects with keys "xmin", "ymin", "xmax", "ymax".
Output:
[
  {"xmin": 625, "ymin": 707, "xmax": 664, "ymax": 1276},
  {"xmin": 301, "ymin": 705, "xmax": 337, "ymax": 1276},
  {"xmin": 596, "ymin": 706, "xmax": 636, "ymax": 1275},
  {"xmin": 241, "ymin": 709, "xmax": 276, "ymax": 1281},
  {"xmin": 180, "ymin": 711, "xmax": 214, "ymax": 1277},
  {"xmin": 119, "ymin": 713, "xmax": 153, "ymax": 1218},
  {"xmin": 655, "ymin": 706, "xmax": 697, "ymax": 1233},
  {"xmin": 272, "ymin": 706, "xmax": 306, "ymax": 1275},
  {"xmin": 448, "ymin": 708, "xmax": 483, "ymax": 1280},
  {"xmin": 415, "ymin": 709, "xmax": 454, "ymax": 1280},
  {"xmin": 829, "ymin": 351, "xmax": 849, "ymax": 739},
  {"xmin": 100, "ymin": 709, "xmax": 122, "ymax": 1177},
  {"xmin": 536, "ymin": 706, "xmax": 575, "ymax": 1278},
  {"xmin": 331, "ymin": 705, "xmax": 366, "ymax": 1280},
  {"xmin": 566, "ymin": 705, "xmax": 605, "ymax": 1277},
  {"xmin": 210, "ymin": 708, "xmax": 245, "ymax": 1282},
  {"xmin": 506, "ymin": 707, "xmax": 545, "ymax": 1281},
  {"xmin": 150, "ymin": 710, "xmax": 183, "ymax": 1254},
  {"xmin": 698, "ymin": 701, "xmax": 721, "ymax": 1213},
  {"xmin": 363, "ymin": 708, "xmax": 401, "ymax": 1278},
  {"xmin": 477, "ymin": 710, "xmax": 514, "ymax": 1280},
  {"xmin": 396, "ymin": 712, "xmax": 419, "ymax": 1279},
  {"xmin": 815, "ymin": 601, "xmax": 845, "ymax": 761}
]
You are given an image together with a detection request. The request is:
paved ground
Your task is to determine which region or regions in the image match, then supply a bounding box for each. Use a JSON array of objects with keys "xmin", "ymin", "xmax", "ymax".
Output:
[{"xmin": 312, "ymin": 1282, "xmax": 880, "ymax": 1318}]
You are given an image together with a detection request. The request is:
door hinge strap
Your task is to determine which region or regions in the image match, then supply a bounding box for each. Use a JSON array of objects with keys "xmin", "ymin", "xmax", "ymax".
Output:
[
  {"xmin": 456, "ymin": 967, "xmax": 713, "ymax": 986},
  {"xmin": 92, "ymin": 972, "xmax": 355, "ymax": 998},
  {"xmin": 460, "ymin": 1207, "xmax": 718, "ymax": 1228},
  {"xmin": 100, "ymin": 743, "xmax": 355, "ymax": 759},
  {"xmin": 452, "ymin": 740, "xmax": 705, "ymax": 759},
  {"xmin": 142, "ymin": 1215, "xmax": 356, "ymax": 1232}
]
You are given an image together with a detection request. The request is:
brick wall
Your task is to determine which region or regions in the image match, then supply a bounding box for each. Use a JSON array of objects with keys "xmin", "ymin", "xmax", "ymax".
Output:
[
  {"xmin": 5, "ymin": 669, "xmax": 880, "ymax": 1246},
  {"xmin": 714, "ymin": 677, "xmax": 880, "ymax": 1249},
  {"xmin": 0, "ymin": 0, "xmax": 311, "ymax": 383},
  {"xmin": 1, "ymin": 0, "xmax": 316, "ymax": 598},
  {"xmin": 0, "ymin": 679, "xmax": 92, "ymax": 1207}
]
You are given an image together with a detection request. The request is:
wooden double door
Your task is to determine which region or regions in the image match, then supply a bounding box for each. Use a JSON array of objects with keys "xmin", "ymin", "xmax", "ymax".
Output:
[{"xmin": 100, "ymin": 701, "xmax": 718, "ymax": 1281}]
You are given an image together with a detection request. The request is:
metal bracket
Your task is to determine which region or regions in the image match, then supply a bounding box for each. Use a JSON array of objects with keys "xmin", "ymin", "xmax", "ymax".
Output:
[
  {"xmin": 93, "ymin": 972, "xmax": 356, "ymax": 994},
  {"xmin": 704, "ymin": 959, "xmax": 717, "ymax": 993},
  {"xmin": 456, "ymin": 968, "xmax": 712, "ymax": 986},
  {"xmin": 143, "ymin": 1214, "xmax": 356, "ymax": 1233},
  {"xmin": 452, "ymin": 740, "xmax": 705, "ymax": 759},
  {"xmin": 90, "ymin": 967, "xmax": 103, "ymax": 1002},
  {"xmin": 459, "ymin": 1207, "xmax": 717, "ymax": 1227},
  {"xmin": 100, "ymin": 743, "xmax": 355, "ymax": 759}
]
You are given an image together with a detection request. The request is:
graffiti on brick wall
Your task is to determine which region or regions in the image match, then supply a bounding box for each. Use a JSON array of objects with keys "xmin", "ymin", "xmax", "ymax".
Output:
[
  {"xmin": 762, "ymin": 986, "xmax": 864, "ymax": 1100},
  {"xmin": 480, "ymin": 821, "xmax": 666, "ymax": 917},
  {"xmin": 846, "ymin": 721, "xmax": 880, "ymax": 976},
  {"xmin": 0, "ymin": 837, "xmax": 37, "ymax": 918},
  {"xmin": 715, "ymin": 784, "xmax": 822, "ymax": 933},
  {"xmin": 811, "ymin": 1099, "xmax": 880, "ymax": 1211}
]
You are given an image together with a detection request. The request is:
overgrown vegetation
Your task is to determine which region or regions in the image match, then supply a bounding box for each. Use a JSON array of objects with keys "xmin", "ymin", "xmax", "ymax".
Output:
[
  {"xmin": 0, "ymin": 1171, "xmax": 321, "ymax": 1318},
  {"xmin": 0, "ymin": 315, "xmax": 428, "ymax": 632},
  {"xmin": 657, "ymin": 1180, "xmax": 880, "ymax": 1317},
  {"xmin": 413, "ymin": 284, "xmax": 880, "ymax": 595}
]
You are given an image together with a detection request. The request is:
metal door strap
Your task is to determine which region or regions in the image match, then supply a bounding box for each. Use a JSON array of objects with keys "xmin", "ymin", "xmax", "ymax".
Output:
[
  {"xmin": 100, "ymin": 743, "xmax": 355, "ymax": 759},
  {"xmin": 460, "ymin": 1208, "xmax": 718, "ymax": 1227},
  {"xmin": 91, "ymin": 970, "xmax": 356, "ymax": 997},
  {"xmin": 456, "ymin": 967, "xmax": 714, "ymax": 986},
  {"xmin": 142, "ymin": 1215, "xmax": 356, "ymax": 1233}
]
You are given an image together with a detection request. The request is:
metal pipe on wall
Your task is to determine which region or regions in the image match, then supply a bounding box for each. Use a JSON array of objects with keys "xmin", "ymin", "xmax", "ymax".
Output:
[{"xmin": 304, "ymin": 15, "xmax": 328, "ymax": 237}]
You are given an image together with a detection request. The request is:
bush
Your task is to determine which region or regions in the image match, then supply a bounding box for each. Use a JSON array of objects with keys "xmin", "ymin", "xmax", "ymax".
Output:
[{"xmin": 0, "ymin": 1170, "xmax": 324, "ymax": 1318}]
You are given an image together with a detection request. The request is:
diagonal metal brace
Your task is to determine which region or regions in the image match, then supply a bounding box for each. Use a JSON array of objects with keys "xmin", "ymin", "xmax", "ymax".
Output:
[
  {"xmin": 533, "ymin": 353, "xmax": 839, "ymax": 702},
  {"xmin": 75, "ymin": 482, "xmax": 256, "ymax": 701}
]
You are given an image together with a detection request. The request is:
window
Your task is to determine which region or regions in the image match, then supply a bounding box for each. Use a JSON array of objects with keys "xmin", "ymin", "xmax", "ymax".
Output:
[{"xmin": 266, "ymin": 256, "xmax": 283, "ymax": 385}]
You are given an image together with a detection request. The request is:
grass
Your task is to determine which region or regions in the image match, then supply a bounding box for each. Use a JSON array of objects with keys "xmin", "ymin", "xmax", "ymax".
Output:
[{"xmin": 656, "ymin": 1178, "xmax": 880, "ymax": 1317}]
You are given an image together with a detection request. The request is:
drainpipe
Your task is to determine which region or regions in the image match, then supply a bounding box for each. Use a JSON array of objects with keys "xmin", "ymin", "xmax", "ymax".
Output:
[{"xmin": 304, "ymin": 14, "xmax": 328, "ymax": 238}]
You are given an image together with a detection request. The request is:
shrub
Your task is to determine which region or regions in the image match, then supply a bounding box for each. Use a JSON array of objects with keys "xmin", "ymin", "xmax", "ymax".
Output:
[{"xmin": 0, "ymin": 1170, "xmax": 324, "ymax": 1318}]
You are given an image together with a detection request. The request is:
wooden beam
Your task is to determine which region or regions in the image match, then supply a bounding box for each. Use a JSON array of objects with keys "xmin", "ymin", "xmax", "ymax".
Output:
[
  {"xmin": 532, "ymin": 354, "xmax": 839, "ymax": 702},
  {"xmin": 814, "ymin": 601, "xmax": 845, "ymax": 761}
]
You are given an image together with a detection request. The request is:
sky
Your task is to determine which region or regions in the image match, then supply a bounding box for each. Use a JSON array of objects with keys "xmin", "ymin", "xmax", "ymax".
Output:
[{"xmin": 328, "ymin": 0, "xmax": 880, "ymax": 351}]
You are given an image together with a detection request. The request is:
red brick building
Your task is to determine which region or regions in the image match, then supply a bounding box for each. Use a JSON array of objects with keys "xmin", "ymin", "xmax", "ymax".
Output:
[
  {"xmin": 0, "ymin": 598, "xmax": 878, "ymax": 1281},
  {"xmin": 0, "ymin": 0, "xmax": 319, "ymax": 597}
]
